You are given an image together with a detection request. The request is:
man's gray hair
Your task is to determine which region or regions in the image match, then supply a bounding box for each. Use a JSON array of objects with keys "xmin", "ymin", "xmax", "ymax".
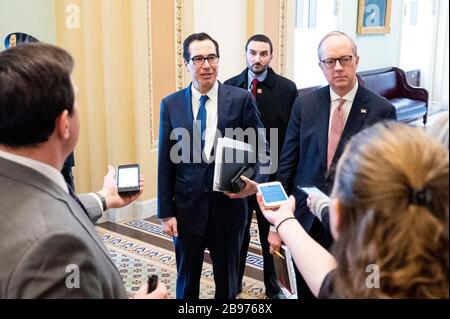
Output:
[{"xmin": 317, "ymin": 31, "xmax": 358, "ymax": 60}]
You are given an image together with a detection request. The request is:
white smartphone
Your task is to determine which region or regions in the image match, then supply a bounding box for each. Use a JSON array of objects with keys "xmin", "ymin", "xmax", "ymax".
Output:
[
  {"xmin": 257, "ymin": 181, "xmax": 289, "ymax": 208},
  {"xmin": 298, "ymin": 185, "xmax": 328, "ymax": 198}
]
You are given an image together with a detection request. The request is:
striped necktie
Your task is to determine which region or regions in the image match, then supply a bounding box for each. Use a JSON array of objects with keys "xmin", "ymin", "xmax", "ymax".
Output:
[{"xmin": 327, "ymin": 98, "xmax": 345, "ymax": 170}]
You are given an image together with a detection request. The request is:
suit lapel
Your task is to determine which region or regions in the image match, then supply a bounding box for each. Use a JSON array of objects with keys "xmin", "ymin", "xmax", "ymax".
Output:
[
  {"xmin": 235, "ymin": 70, "xmax": 248, "ymax": 89},
  {"xmin": 182, "ymin": 84, "xmax": 195, "ymax": 134},
  {"xmin": 217, "ymin": 82, "xmax": 233, "ymax": 137},
  {"xmin": 316, "ymin": 87, "xmax": 332, "ymax": 166},
  {"xmin": 0, "ymin": 157, "xmax": 121, "ymax": 275}
]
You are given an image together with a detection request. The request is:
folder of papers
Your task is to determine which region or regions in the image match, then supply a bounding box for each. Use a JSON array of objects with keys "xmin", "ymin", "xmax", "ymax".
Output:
[
  {"xmin": 273, "ymin": 244, "xmax": 297, "ymax": 299},
  {"xmin": 213, "ymin": 137, "xmax": 255, "ymax": 192}
]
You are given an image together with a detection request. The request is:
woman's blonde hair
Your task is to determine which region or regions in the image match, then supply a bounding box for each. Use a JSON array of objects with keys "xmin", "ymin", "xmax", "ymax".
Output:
[{"xmin": 331, "ymin": 121, "xmax": 448, "ymax": 298}]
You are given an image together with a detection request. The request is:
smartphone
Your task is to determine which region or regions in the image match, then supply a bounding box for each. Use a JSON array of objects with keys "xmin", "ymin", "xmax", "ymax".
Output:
[
  {"xmin": 117, "ymin": 164, "xmax": 140, "ymax": 194},
  {"xmin": 231, "ymin": 166, "xmax": 254, "ymax": 193},
  {"xmin": 298, "ymin": 185, "xmax": 328, "ymax": 198},
  {"xmin": 257, "ymin": 181, "xmax": 289, "ymax": 208},
  {"xmin": 147, "ymin": 274, "xmax": 158, "ymax": 293}
]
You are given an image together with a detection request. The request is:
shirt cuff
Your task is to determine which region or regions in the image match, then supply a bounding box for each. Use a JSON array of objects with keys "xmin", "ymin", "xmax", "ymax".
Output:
[{"xmin": 89, "ymin": 192, "xmax": 104, "ymax": 212}]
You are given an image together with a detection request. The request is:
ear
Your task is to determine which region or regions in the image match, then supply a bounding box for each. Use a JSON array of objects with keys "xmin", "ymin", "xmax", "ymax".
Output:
[
  {"xmin": 318, "ymin": 61, "xmax": 323, "ymax": 70},
  {"xmin": 354, "ymin": 55, "xmax": 360, "ymax": 67},
  {"xmin": 330, "ymin": 198, "xmax": 342, "ymax": 240},
  {"xmin": 55, "ymin": 110, "xmax": 71, "ymax": 140}
]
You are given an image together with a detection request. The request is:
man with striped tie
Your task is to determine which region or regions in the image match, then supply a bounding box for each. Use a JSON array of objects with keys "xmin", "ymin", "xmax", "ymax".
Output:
[{"xmin": 274, "ymin": 31, "xmax": 396, "ymax": 299}]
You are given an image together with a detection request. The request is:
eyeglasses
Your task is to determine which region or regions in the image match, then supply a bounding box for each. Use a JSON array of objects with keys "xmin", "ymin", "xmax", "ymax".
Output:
[
  {"xmin": 321, "ymin": 55, "xmax": 353, "ymax": 69},
  {"xmin": 189, "ymin": 54, "xmax": 219, "ymax": 66}
]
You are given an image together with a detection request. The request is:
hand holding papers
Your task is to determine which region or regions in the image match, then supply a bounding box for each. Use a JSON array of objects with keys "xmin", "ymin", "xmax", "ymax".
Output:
[{"xmin": 213, "ymin": 137, "xmax": 255, "ymax": 193}]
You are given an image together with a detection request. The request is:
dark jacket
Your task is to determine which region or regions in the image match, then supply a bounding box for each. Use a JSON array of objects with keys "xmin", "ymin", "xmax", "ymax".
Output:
[
  {"xmin": 225, "ymin": 68, "xmax": 297, "ymax": 178},
  {"xmin": 277, "ymin": 85, "xmax": 396, "ymax": 232}
]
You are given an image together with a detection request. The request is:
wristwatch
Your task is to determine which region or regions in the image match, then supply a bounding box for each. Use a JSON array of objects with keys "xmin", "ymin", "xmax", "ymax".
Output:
[{"xmin": 95, "ymin": 192, "xmax": 108, "ymax": 211}]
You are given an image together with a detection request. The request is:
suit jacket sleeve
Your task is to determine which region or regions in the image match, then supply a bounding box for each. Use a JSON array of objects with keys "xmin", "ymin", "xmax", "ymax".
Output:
[
  {"xmin": 6, "ymin": 232, "xmax": 121, "ymax": 298},
  {"xmin": 157, "ymin": 99, "xmax": 176, "ymax": 219},
  {"xmin": 276, "ymin": 97, "xmax": 301, "ymax": 195},
  {"xmin": 243, "ymin": 93, "xmax": 270, "ymax": 183},
  {"xmin": 78, "ymin": 193, "xmax": 103, "ymax": 224},
  {"xmin": 385, "ymin": 101, "xmax": 397, "ymax": 121}
]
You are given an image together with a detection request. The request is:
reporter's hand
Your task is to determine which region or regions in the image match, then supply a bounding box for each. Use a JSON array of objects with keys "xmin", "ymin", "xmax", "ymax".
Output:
[
  {"xmin": 97, "ymin": 165, "xmax": 144, "ymax": 209},
  {"xmin": 161, "ymin": 217, "xmax": 178, "ymax": 237},
  {"xmin": 268, "ymin": 231, "xmax": 282, "ymax": 255},
  {"xmin": 134, "ymin": 282, "xmax": 169, "ymax": 299},
  {"xmin": 256, "ymin": 193, "xmax": 296, "ymax": 227},
  {"xmin": 225, "ymin": 176, "xmax": 258, "ymax": 199}
]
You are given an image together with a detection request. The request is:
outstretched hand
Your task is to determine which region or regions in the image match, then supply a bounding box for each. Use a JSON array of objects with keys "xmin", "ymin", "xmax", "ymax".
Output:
[
  {"xmin": 225, "ymin": 175, "xmax": 258, "ymax": 199},
  {"xmin": 97, "ymin": 165, "xmax": 144, "ymax": 209},
  {"xmin": 256, "ymin": 193, "xmax": 296, "ymax": 226}
]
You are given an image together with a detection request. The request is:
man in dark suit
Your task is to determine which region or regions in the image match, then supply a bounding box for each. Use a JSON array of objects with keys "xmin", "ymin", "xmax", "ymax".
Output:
[
  {"xmin": 157, "ymin": 32, "xmax": 268, "ymax": 299},
  {"xmin": 225, "ymin": 34, "xmax": 297, "ymax": 299},
  {"xmin": 272, "ymin": 31, "xmax": 396, "ymax": 298},
  {"xmin": 0, "ymin": 43, "xmax": 167, "ymax": 298}
]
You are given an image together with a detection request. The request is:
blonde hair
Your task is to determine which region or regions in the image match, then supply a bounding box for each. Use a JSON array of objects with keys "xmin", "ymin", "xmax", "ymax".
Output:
[
  {"xmin": 332, "ymin": 121, "xmax": 448, "ymax": 298},
  {"xmin": 427, "ymin": 112, "xmax": 449, "ymax": 149}
]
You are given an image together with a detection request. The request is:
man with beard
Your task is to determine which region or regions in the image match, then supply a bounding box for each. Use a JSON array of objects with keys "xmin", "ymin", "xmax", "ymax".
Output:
[{"xmin": 225, "ymin": 34, "xmax": 297, "ymax": 299}]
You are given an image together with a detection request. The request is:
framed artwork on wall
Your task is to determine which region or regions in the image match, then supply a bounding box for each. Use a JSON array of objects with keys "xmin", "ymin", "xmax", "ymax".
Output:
[{"xmin": 357, "ymin": 0, "xmax": 392, "ymax": 34}]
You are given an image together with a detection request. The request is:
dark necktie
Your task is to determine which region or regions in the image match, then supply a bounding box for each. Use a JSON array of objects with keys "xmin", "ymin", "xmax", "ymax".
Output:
[
  {"xmin": 197, "ymin": 95, "xmax": 208, "ymax": 150},
  {"xmin": 68, "ymin": 184, "xmax": 89, "ymax": 217},
  {"xmin": 251, "ymin": 78, "xmax": 259, "ymax": 96}
]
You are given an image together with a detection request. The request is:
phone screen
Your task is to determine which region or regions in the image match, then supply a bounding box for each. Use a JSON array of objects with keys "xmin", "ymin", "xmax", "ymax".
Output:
[
  {"xmin": 118, "ymin": 166, "xmax": 139, "ymax": 188},
  {"xmin": 260, "ymin": 183, "xmax": 288, "ymax": 204},
  {"xmin": 299, "ymin": 186, "xmax": 328, "ymax": 198}
]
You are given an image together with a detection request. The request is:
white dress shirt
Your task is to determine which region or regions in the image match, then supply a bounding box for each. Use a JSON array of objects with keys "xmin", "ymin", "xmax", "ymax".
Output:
[
  {"xmin": 247, "ymin": 69, "xmax": 268, "ymax": 91},
  {"xmin": 328, "ymin": 80, "xmax": 359, "ymax": 136},
  {"xmin": 191, "ymin": 81, "xmax": 219, "ymax": 161}
]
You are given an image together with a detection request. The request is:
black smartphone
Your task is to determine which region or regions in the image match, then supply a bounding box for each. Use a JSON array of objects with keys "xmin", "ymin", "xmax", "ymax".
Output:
[
  {"xmin": 231, "ymin": 166, "xmax": 254, "ymax": 193},
  {"xmin": 147, "ymin": 274, "xmax": 158, "ymax": 293},
  {"xmin": 117, "ymin": 164, "xmax": 140, "ymax": 194}
]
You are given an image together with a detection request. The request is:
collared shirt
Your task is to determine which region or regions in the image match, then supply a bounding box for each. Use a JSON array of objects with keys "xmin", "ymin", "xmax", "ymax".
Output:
[
  {"xmin": 0, "ymin": 150, "xmax": 103, "ymax": 211},
  {"xmin": 247, "ymin": 69, "xmax": 268, "ymax": 91},
  {"xmin": 328, "ymin": 80, "xmax": 359, "ymax": 135},
  {"xmin": 191, "ymin": 81, "xmax": 219, "ymax": 161}
]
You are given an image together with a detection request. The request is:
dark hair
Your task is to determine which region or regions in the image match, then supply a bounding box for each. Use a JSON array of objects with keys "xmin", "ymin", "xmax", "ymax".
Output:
[
  {"xmin": 245, "ymin": 34, "xmax": 273, "ymax": 54},
  {"xmin": 183, "ymin": 32, "xmax": 220, "ymax": 62},
  {"xmin": 0, "ymin": 43, "xmax": 74, "ymax": 147}
]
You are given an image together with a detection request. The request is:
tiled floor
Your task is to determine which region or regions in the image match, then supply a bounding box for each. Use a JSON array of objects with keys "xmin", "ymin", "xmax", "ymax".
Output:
[
  {"xmin": 99, "ymin": 106, "xmax": 448, "ymax": 299},
  {"xmin": 98, "ymin": 214, "xmax": 266, "ymax": 299}
]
